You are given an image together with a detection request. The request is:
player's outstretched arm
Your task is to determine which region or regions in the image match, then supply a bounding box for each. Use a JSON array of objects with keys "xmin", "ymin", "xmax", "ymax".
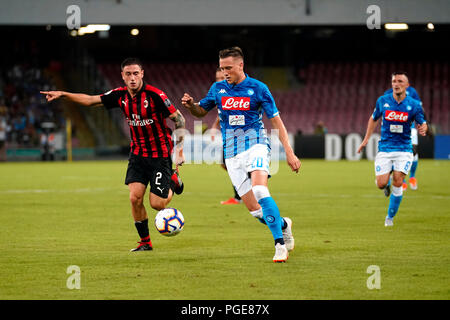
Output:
[
  {"xmin": 270, "ymin": 115, "xmax": 301, "ymax": 173},
  {"xmin": 357, "ymin": 117, "xmax": 378, "ymax": 153},
  {"xmin": 40, "ymin": 91, "xmax": 102, "ymax": 107},
  {"xmin": 181, "ymin": 93, "xmax": 208, "ymax": 118}
]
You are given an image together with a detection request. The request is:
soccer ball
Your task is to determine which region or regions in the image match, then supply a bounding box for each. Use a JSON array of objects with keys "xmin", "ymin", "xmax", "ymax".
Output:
[{"xmin": 154, "ymin": 208, "xmax": 185, "ymax": 236}]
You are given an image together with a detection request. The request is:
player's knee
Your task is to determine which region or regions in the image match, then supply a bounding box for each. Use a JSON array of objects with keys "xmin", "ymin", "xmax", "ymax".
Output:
[
  {"xmin": 392, "ymin": 176, "xmax": 404, "ymax": 187},
  {"xmin": 129, "ymin": 193, "xmax": 144, "ymax": 207},
  {"xmin": 376, "ymin": 180, "xmax": 387, "ymax": 189},
  {"xmin": 150, "ymin": 200, "xmax": 165, "ymax": 211},
  {"xmin": 376, "ymin": 175, "xmax": 390, "ymax": 189}
]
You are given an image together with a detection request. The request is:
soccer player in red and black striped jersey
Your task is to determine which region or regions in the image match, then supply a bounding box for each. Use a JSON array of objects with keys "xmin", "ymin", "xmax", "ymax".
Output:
[{"xmin": 41, "ymin": 57, "xmax": 186, "ymax": 252}]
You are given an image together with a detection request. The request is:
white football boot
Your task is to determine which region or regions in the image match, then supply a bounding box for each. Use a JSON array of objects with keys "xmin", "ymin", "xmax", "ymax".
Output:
[
  {"xmin": 273, "ymin": 243, "xmax": 289, "ymax": 263},
  {"xmin": 384, "ymin": 216, "xmax": 394, "ymax": 227},
  {"xmin": 282, "ymin": 217, "xmax": 295, "ymax": 251}
]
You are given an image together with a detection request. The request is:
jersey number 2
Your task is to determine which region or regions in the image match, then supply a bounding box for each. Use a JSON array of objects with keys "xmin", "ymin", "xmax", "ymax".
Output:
[{"xmin": 155, "ymin": 172, "xmax": 162, "ymax": 185}]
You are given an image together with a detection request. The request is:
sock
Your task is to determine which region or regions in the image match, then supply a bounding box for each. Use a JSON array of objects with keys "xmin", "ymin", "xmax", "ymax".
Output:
[
  {"xmin": 275, "ymin": 238, "xmax": 285, "ymax": 246},
  {"xmin": 258, "ymin": 197, "xmax": 284, "ymax": 245},
  {"xmin": 233, "ymin": 186, "xmax": 241, "ymax": 200},
  {"xmin": 410, "ymin": 160, "xmax": 418, "ymax": 178},
  {"xmin": 134, "ymin": 219, "xmax": 150, "ymax": 241},
  {"xmin": 387, "ymin": 186, "xmax": 403, "ymax": 219},
  {"xmin": 250, "ymin": 208, "xmax": 266, "ymax": 225},
  {"xmin": 251, "ymin": 211, "xmax": 287, "ymax": 230},
  {"xmin": 281, "ymin": 218, "xmax": 288, "ymax": 230},
  {"xmin": 253, "ymin": 185, "xmax": 285, "ymax": 245}
]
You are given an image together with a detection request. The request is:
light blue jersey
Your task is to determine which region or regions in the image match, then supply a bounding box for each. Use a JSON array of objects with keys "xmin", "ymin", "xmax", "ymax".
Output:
[
  {"xmin": 199, "ymin": 74, "xmax": 279, "ymax": 159},
  {"xmin": 372, "ymin": 94, "xmax": 426, "ymax": 153},
  {"xmin": 384, "ymin": 87, "xmax": 423, "ymax": 129}
]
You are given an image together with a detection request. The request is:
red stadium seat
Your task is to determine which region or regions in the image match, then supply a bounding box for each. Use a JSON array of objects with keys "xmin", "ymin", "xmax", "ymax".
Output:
[{"xmin": 96, "ymin": 60, "xmax": 450, "ymax": 135}]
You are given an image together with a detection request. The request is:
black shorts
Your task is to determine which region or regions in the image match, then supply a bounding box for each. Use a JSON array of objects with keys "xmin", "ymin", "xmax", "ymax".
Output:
[{"xmin": 125, "ymin": 154, "xmax": 173, "ymax": 198}]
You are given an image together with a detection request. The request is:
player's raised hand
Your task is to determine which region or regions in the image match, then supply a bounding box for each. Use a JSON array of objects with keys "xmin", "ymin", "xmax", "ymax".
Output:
[
  {"xmin": 287, "ymin": 152, "xmax": 301, "ymax": 173},
  {"xmin": 181, "ymin": 93, "xmax": 194, "ymax": 109},
  {"xmin": 418, "ymin": 123, "xmax": 428, "ymax": 136},
  {"xmin": 40, "ymin": 90, "xmax": 63, "ymax": 102},
  {"xmin": 357, "ymin": 140, "xmax": 368, "ymax": 154},
  {"xmin": 175, "ymin": 147, "xmax": 185, "ymax": 167}
]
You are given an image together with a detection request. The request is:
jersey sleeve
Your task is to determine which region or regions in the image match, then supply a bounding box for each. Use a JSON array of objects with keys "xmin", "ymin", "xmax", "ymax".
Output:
[
  {"xmin": 413, "ymin": 101, "xmax": 426, "ymax": 125},
  {"xmin": 260, "ymin": 85, "xmax": 279, "ymax": 119},
  {"xmin": 198, "ymin": 83, "xmax": 217, "ymax": 112},
  {"xmin": 372, "ymin": 97, "xmax": 383, "ymax": 121},
  {"xmin": 100, "ymin": 88, "xmax": 123, "ymax": 110},
  {"xmin": 154, "ymin": 90, "xmax": 177, "ymax": 118},
  {"xmin": 408, "ymin": 87, "xmax": 421, "ymax": 102}
]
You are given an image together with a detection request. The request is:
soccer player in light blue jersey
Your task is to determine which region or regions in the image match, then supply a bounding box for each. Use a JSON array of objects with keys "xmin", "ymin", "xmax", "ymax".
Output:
[
  {"xmin": 182, "ymin": 47, "xmax": 301, "ymax": 262},
  {"xmin": 384, "ymin": 85, "xmax": 423, "ymax": 191},
  {"xmin": 211, "ymin": 67, "xmax": 242, "ymax": 205},
  {"xmin": 358, "ymin": 72, "xmax": 427, "ymax": 227}
]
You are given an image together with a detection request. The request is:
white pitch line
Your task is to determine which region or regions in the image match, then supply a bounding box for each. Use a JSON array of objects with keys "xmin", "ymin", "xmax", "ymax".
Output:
[
  {"xmin": 0, "ymin": 187, "xmax": 113, "ymax": 194},
  {"xmin": 276, "ymin": 192, "xmax": 450, "ymax": 200}
]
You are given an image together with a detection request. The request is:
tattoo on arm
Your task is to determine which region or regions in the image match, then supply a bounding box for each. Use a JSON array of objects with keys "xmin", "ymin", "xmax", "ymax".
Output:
[{"xmin": 172, "ymin": 111, "xmax": 186, "ymax": 147}]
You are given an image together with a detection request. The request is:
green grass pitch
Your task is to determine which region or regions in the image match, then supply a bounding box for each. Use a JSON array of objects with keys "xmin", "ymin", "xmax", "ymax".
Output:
[{"xmin": 0, "ymin": 159, "xmax": 449, "ymax": 300}]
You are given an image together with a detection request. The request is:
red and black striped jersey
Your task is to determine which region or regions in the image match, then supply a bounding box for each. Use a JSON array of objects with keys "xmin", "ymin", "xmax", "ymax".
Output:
[{"xmin": 100, "ymin": 83, "xmax": 177, "ymax": 158}]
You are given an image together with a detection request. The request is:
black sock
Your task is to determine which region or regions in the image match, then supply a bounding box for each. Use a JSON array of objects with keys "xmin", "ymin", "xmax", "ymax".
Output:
[
  {"xmin": 281, "ymin": 218, "xmax": 287, "ymax": 230},
  {"xmin": 233, "ymin": 187, "xmax": 241, "ymax": 200},
  {"xmin": 134, "ymin": 219, "xmax": 149, "ymax": 240},
  {"xmin": 275, "ymin": 238, "xmax": 285, "ymax": 246}
]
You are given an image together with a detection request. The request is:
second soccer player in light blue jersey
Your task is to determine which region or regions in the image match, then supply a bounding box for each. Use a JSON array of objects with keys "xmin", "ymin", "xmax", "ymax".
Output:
[
  {"xmin": 384, "ymin": 86, "xmax": 423, "ymax": 190},
  {"xmin": 358, "ymin": 72, "xmax": 427, "ymax": 227}
]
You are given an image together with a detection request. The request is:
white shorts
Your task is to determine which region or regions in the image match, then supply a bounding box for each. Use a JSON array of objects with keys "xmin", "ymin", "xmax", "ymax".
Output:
[
  {"xmin": 411, "ymin": 128, "xmax": 418, "ymax": 145},
  {"xmin": 374, "ymin": 152, "xmax": 414, "ymax": 176},
  {"xmin": 224, "ymin": 144, "xmax": 270, "ymax": 197}
]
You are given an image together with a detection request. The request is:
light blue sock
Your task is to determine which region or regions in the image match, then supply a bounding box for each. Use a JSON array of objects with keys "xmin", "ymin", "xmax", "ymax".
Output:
[
  {"xmin": 257, "ymin": 217, "xmax": 287, "ymax": 229},
  {"xmin": 258, "ymin": 197, "xmax": 283, "ymax": 242},
  {"xmin": 387, "ymin": 194, "xmax": 403, "ymax": 218},
  {"xmin": 410, "ymin": 160, "xmax": 418, "ymax": 178}
]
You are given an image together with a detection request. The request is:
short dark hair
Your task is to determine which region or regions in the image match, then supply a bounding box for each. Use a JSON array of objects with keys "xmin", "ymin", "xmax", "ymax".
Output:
[
  {"xmin": 391, "ymin": 71, "xmax": 409, "ymax": 80},
  {"xmin": 121, "ymin": 57, "xmax": 143, "ymax": 71},
  {"xmin": 219, "ymin": 47, "xmax": 244, "ymax": 60}
]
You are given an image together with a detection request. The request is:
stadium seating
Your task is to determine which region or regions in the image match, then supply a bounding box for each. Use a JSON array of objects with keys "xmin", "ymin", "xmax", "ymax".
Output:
[
  {"xmin": 98, "ymin": 62, "xmax": 220, "ymax": 134},
  {"xmin": 0, "ymin": 64, "xmax": 64, "ymax": 148},
  {"xmin": 98, "ymin": 60, "xmax": 450, "ymax": 135},
  {"xmin": 280, "ymin": 60, "xmax": 449, "ymax": 134}
]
